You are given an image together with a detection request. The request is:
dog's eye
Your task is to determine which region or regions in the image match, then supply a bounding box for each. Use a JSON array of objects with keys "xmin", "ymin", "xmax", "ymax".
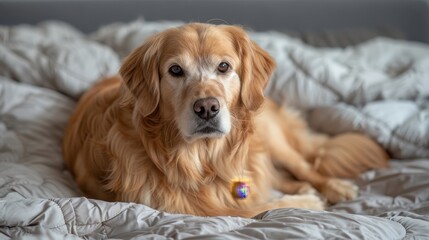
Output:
[
  {"xmin": 218, "ymin": 62, "xmax": 230, "ymax": 73},
  {"xmin": 169, "ymin": 65, "xmax": 184, "ymax": 77}
]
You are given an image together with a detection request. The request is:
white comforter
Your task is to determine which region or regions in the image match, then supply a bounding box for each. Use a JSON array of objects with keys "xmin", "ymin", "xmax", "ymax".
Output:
[{"xmin": 1, "ymin": 20, "xmax": 428, "ymax": 239}]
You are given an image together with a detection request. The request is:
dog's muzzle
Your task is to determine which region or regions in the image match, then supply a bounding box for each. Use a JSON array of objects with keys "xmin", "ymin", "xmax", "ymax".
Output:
[
  {"xmin": 193, "ymin": 97, "xmax": 220, "ymax": 121},
  {"xmin": 192, "ymin": 97, "xmax": 224, "ymax": 135}
]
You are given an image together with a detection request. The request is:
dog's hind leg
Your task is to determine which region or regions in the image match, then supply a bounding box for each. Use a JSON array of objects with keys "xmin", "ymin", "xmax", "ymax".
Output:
[
  {"xmin": 272, "ymin": 137, "xmax": 357, "ymax": 203},
  {"xmin": 260, "ymin": 120, "xmax": 357, "ymax": 203}
]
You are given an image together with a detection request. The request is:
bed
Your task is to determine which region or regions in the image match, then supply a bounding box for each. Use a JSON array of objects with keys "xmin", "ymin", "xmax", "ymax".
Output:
[{"xmin": 1, "ymin": 0, "xmax": 429, "ymax": 239}]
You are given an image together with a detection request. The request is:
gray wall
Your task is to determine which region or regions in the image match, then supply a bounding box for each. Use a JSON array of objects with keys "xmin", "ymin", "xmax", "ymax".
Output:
[{"xmin": 1, "ymin": 0, "xmax": 428, "ymax": 43}]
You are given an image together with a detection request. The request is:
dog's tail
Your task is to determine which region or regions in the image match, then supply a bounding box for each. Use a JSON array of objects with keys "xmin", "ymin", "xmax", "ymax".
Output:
[{"xmin": 310, "ymin": 133, "xmax": 389, "ymax": 178}]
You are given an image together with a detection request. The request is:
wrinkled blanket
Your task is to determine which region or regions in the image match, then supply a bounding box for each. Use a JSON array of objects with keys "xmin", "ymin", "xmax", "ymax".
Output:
[{"xmin": 1, "ymin": 20, "xmax": 429, "ymax": 239}]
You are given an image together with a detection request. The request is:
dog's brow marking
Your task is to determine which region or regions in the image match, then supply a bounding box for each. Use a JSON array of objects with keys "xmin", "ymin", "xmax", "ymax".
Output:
[{"xmin": 200, "ymin": 68, "xmax": 217, "ymax": 82}]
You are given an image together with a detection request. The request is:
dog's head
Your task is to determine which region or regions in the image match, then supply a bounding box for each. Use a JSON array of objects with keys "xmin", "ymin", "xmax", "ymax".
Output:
[{"xmin": 120, "ymin": 23, "xmax": 275, "ymax": 142}]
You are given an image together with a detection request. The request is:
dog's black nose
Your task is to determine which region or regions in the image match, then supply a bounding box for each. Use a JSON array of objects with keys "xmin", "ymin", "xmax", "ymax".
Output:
[{"xmin": 193, "ymin": 97, "xmax": 220, "ymax": 120}]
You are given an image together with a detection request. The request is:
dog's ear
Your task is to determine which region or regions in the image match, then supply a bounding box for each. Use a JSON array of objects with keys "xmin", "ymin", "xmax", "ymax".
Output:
[
  {"xmin": 119, "ymin": 34, "xmax": 164, "ymax": 117},
  {"xmin": 226, "ymin": 26, "xmax": 276, "ymax": 111}
]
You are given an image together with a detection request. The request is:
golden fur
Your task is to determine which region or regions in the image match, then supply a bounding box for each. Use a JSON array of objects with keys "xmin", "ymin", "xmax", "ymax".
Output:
[{"xmin": 63, "ymin": 23, "xmax": 388, "ymax": 218}]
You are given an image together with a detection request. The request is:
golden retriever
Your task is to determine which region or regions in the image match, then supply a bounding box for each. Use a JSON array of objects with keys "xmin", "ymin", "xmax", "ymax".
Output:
[{"xmin": 63, "ymin": 23, "xmax": 388, "ymax": 218}]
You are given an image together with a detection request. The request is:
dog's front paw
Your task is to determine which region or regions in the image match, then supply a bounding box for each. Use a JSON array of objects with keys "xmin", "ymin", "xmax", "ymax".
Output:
[
  {"xmin": 279, "ymin": 194, "xmax": 325, "ymax": 211},
  {"xmin": 297, "ymin": 184, "xmax": 318, "ymax": 196},
  {"xmin": 320, "ymin": 178, "xmax": 358, "ymax": 204}
]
